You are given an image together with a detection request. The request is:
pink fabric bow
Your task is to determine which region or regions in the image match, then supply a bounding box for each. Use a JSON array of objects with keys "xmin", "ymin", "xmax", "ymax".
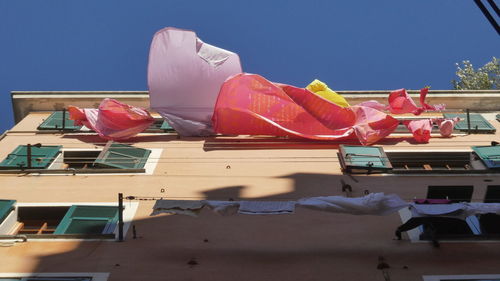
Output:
[
  {"xmin": 358, "ymin": 88, "xmax": 445, "ymax": 115},
  {"xmin": 68, "ymin": 98, "xmax": 154, "ymax": 140}
]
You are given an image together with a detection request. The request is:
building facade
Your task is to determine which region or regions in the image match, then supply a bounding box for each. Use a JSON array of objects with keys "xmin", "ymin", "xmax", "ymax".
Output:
[{"xmin": 1, "ymin": 91, "xmax": 500, "ymax": 281}]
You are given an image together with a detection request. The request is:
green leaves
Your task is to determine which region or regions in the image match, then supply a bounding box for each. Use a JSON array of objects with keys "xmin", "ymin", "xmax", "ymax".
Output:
[{"xmin": 452, "ymin": 57, "xmax": 499, "ymax": 90}]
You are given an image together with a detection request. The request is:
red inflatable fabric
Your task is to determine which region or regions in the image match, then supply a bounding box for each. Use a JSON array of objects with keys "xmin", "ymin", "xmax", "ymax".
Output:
[
  {"xmin": 403, "ymin": 119, "xmax": 433, "ymax": 143},
  {"xmin": 212, "ymin": 73, "xmax": 399, "ymax": 145},
  {"xmin": 68, "ymin": 98, "xmax": 154, "ymax": 140},
  {"xmin": 358, "ymin": 88, "xmax": 445, "ymax": 116}
]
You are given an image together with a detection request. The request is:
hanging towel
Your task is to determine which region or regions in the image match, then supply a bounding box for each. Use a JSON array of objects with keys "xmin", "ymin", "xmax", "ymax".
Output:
[
  {"xmin": 238, "ymin": 201, "xmax": 296, "ymax": 215},
  {"xmin": 151, "ymin": 200, "xmax": 205, "ymax": 217},
  {"xmin": 204, "ymin": 200, "xmax": 240, "ymax": 216},
  {"xmin": 297, "ymin": 193, "xmax": 408, "ymax": 216}
]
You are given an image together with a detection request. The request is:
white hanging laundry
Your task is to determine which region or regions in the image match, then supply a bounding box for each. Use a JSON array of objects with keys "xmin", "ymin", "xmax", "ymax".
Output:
[
  {"xmin": 238, "ymin": 201, "xmax": 296, "ymax": 215},
  {"xmin": 297, "ymin": 193, "xmax": 408, "ymax": 216},
  {"xmin": 464, "ymin": 202, "xmax": 500, "ymax": 216},
  {"xmin": 151, "ymin": 200, "xmax": 205, "ymax": 217},
  {"xmin": 204, "ymin": 200, "xmax": 240, "ymax": 216}
]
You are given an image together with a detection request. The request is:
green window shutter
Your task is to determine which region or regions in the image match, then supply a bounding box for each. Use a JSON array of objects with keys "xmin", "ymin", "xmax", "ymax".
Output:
[
  {"xmin": 443, "ymin": 113, "xmax": 496, "ymax": 133},
  {"xmin": 146, "ymin": 120, "xmax": 174, "ymax": 132},
  {"xmin": 54, "ymin": 205, "xmax": 118, "ymax": 235},
  {"xmin": 472, "ymin": 146, "xmax": 500, "ymax": 169},
  {"xmin": 24, "ymin": 277, "xmax": 92, "ymax": 281},
  {"xmin": 0, "ymin": 145, "xmax": 62, "ymax": 169},
  {"xmin": 160, "ymin": 120, "xmax": 174, "ymax": 131},
  {"xmin": 339, "ymin": 145, "xmax": 392, "ymax": 173},
  {"xmin": 0, "ymin": 200, "xmax": 16, "ymax": 225},
  {"xmin": 37, "ymin": 111, "xmax": 82, "ymax": 131},
  {"xmin": 93, "ymin": 142, "xmax": 151, "ymax": 169}
]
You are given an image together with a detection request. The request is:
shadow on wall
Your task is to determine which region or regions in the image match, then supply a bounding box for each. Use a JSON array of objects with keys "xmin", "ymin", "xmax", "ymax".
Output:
[{"xmin": 12, "ymin": 172, "xmax": 500, "ymax": 281}]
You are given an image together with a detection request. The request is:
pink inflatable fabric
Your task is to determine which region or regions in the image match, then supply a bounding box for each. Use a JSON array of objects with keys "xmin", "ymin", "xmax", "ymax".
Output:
[
  {"xmin": 358, "ymin": 88, "xmax": 445, "ymax": 115},
  {"xmin": 212, "ymin": 73, "xmax": 399, "ymax": 145},
  {"xmin": 404, "ymin": 117, "xmax": 460, "ymax": 143},
  {"xmin": 148, "ymin": 27, "xmax": 242, "ymax": 136},
  {"xmin": 68, "ymin": 98, "xmax": 154, "ymax": 140}
]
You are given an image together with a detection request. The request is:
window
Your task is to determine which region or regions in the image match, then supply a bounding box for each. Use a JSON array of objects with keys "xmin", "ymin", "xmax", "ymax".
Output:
[
  {"xmin": 146, "ymin": 118, "xmax": 175, "ymax": 132},
  {"xmin": 37, "ymin": 111, "xmax": 82, "ymax": 131},
  {"xmin": 37, "ymin": 111, "xmax": 174, "ymax": 133},
  {"xmin": 479, "ymin": 186, "xmax": 500, "ymax": 235},
  {"xmin": 423, "ymin": 274, "xmax": 500, "ymax": 281},
  {"xmin": 398, "ymin": 185, "xmax": 500, "ymax": 242},
  {"xmin": 338, "ymin": 145, "xmax": 392, "ymax": 173},
  {"xmin": 472, "ymin": 146, "xmax": 500, "ymax": 169},
  {"xmin": 0, "ymin": 200, "xmax": 15, "ymax": 225},
  {"xmin": 443, "ymin": 113, "xmax": 496, "ymax": 134},
  {"xmin": 93, "ymin": 142, "xmax": 151, "ymax": 169},
  {"xmin": 0, "ymin": 273, "xmax": 108, "ymax": 281},
  {"xmin": 338, "ymin": 145, "xmax": 500, "ymax": 174},
  {"xmin": 0, "ymin": 202, "xmax": 138, "ymax": 240},
  {"xmin": 0, "ymin": 277, "xmax": 92, "ymax": 281},
  {"xmin": 0, "ymin": 143, "xmax": 158, "ymax": 174},
  {"xmin": 0, "ymin": 145, "xmax": 62, "ymax": 169},
  {"xmin": 53, "ymin": 205, "xmax": 118, "ymax": 235},
  {"xmin": 427, "ymin": 186, "xmax": 474, "ymax": 203},
  {"xmin": 6, "ymin": 205, "xmax": 117, "ymax": 238}
]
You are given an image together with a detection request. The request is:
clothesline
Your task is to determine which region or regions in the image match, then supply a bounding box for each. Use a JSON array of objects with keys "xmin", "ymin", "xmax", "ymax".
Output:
[
  {"xmin": 148, "ymin": 193, "xmax": 500, "ymax": 218},
  {"xmin": 126, "ymin": 195, "xmax": 499, "ymax": 202}
]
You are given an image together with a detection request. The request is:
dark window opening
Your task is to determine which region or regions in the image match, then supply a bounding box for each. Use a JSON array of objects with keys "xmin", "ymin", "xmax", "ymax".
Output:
[
  {"xmin": 15, "ymin": 206, "xmax": 70, "ymax": 235},
  {"xmin": 387, "ymin": 152, "xmax": 473, "ymax": 171},
  {"xmin": 427, "ymin": 186, "xmax": 474, "ymax": 203},
  {"xmin": 62, "ymin": 151, "xmax": 102, "ymax": 169}
]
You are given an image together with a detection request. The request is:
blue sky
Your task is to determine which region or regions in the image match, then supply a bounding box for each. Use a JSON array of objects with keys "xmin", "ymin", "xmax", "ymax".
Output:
[{"xmin": 0, "ymin": 0, "xmax": 498, "ymax": 133}]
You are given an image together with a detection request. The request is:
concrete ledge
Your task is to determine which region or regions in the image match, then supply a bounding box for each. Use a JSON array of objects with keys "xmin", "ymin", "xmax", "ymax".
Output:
[{"xmin": 11, "ymin": 90, "xmax": 500, "ymax": 123}]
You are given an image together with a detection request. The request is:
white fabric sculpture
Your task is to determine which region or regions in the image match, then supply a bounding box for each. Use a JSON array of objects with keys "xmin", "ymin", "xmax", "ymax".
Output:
[{"xmin": 147, "ymin": 27, "xmax": 243, "ymax": 136}]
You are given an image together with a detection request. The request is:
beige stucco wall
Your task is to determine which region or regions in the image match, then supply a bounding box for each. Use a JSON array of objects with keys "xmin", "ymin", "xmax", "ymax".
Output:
[{"xmin": 1, "ymin": 112, "xmax": 500, "ymax": 281}]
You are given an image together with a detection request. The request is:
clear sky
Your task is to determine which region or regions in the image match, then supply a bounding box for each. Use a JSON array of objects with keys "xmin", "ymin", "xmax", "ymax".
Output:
[{"xmin": 0, "ymin": 0, "xmax": 498, "ymax": 133}]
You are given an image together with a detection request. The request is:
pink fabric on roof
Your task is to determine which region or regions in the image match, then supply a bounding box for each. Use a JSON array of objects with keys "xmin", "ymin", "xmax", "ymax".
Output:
[
  {"xmin": 388, "ymin": 88, "xmax": 445, "ymax": 115},
  {"xmin": 359, "ymin": 88, "xmax": 445, "ymax": 115},
  {"xmin": 403, "ymin": 119, "xmax": 433, "ymax": 143},
  {"xmin": 434, "ymin": 117, "xmax": 460, "ymax": 137},
  {"xmin": 212, "ymin": 73, "xmax": 399, "ymax": 145},
  {"xmin": 68, "ymin": 98, "xmax": 154, "ymax": 140}
]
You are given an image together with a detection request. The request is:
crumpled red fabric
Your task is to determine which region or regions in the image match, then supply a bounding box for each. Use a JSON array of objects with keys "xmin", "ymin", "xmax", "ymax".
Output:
[
  {"xmin": 358, "ymin": 88, "xmax": 445, "ymax": 115},
  {"xmin": 212, "ymin": 73, "xmax": 399, "ymax": 145},
  {"xmin": 68, "ymin": 98, "xmax": 154, "ymax": 140}
]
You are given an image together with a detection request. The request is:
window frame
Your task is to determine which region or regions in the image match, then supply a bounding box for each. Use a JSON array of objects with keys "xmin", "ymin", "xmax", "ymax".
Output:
[
  {"xmin": 0, "ymin": 273, "xmax": 109, "ymax": 281},
  {"xmin": 472, "ymin": 145, "xmax": 500, "ymax": 169},
  {"xmin": 37, "ymin": 110, "xmax": 82, "ymax": 131},
  {"xmin": 423, "ymin": 274, "xmax": 500, "ymax": 281},
  {"xmin": 443, "ymin": 113, "xmax": 497, "ymax": 134},
  {"xmin": 338, "ymin": 145, "xmax": 393, "ymax": 174},
  {"xmin": 339, "ymin": 146, "xmax": 500, "ymax": 175},
  {"xmin": 53, "ymin": 205, "xmax": 119, "ymax": 235},
  {"xmin": 0, "ymin": 202, "xmax": 138, "ymax": 241},
  {"xmin": 0, "ymin": 145, "xmax": 62, "ymax": 170}
]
